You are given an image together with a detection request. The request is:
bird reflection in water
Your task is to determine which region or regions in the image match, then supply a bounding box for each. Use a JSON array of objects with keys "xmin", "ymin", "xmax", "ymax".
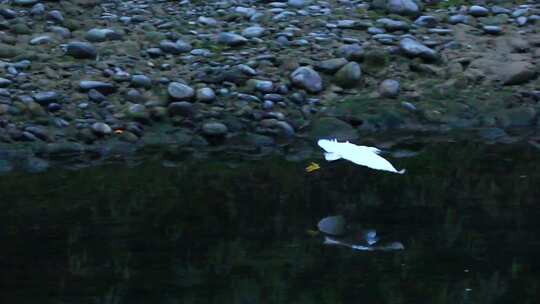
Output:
[{"xmin": 317, "ymin": 215, "xmax": 404, "ymax": 252}]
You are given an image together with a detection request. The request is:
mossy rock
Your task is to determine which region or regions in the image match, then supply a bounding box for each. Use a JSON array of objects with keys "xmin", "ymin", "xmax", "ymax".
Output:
[
  {"xmin": 63, "ymin": 19, "xmax": 81, "ymax": 31},
  {"xmin": 11, "ymin": 23, "xmax": 31, "ymax": 35},
  {"xmin": 363, "ymin": 49, "xmax": 389, "ymax": 74},
  {"xmin": 496, "ymin": 107, "xmax": 537, "ymax": 128},
  {"xmin": 309, "ymin": 117, "xmax": 358, "ymax": 141},
  {"xmin": 0, "ymin": 44, "xmax": 18, "ymax": 58}
]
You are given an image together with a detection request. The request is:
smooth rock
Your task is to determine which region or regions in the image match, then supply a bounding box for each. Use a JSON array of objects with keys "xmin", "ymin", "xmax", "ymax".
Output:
[
  {"xmin": 483, "ymin": 25, "xmax": 502, "ymax": 35},
  {"xmin": 130, "ymin": 75, "xmax": 152, "ymax": 89},
  {"xmin": 290, "ymin": 67, "xmax": 323, "ymax": 93},
  {"xmin": 242, "ymin": 26, "xmax": 265, "ymax": 38},
  {"xmin": 33, "ymin": 91, "xmax": 60, "ymax": 105},
  {"xmin": 217, "ymin": 32, "xmax": 248, "ymax": 46},
  {"xmin": 85, "ymin": 28, "xmax": 121, "ymax": 42},
  {"xmin": 379, "ymin": 79, "xmax": 400, "ymax": 98},
  {"xmin": 469, "ymin": 5, "xmax": 489, "ymax": 17},
  {"xmin": 202, "ymin": 122, "xmax": 228, "ymax": 136},
  {"xmin": 167, "ymin": 82, "xmax": 194, "ymax": 101},
  {"xmin": 79, "ymin": 81, "xmax": 116, "ymax": 94},
  {"xmin": 196, "ymin": 87, "xmax": 216, "ymax": 103},
  {"xmin": 66, "ymin": 41, "xmax": 97, "ymax": 59},
  {"xmin": 387, "ymin": 0, "xmax": 420, "ymax": 17},
  {"xmin": 168, "ymin": 102, "xmax": 193, "ymax": 117},
  {"xmin": 315, "ymin": 58, "xmax": 348, "ymax": 74},
  {"xmin": 91, "ymin": 122, "xmax": 112, "ymax": 136},
  {"xmin": 334, "ymin": 62, "xmax": 362, "ymax": 88},
  {"xmin": 399, "ymin": 37, "xmax": 438, "ymax": 61}
]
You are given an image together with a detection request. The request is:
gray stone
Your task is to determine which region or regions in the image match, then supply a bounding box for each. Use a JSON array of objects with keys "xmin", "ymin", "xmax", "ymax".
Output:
[
  {"xmin": 79, "ymin": 81, "xmax": 116, "ymax": 94},
  {"xmin": 198, "ymin": 16, "xmax": 218, "ymax": 26},
  {"xmin": 202, "ymin": 122, "xmax": 228, "ymax": 136},
  {"xmin": 14, "ymin": 0, "xmax": 38, "ymax": 6},
  {"xmin": 196, "ymin": 87, "xmax": 216, "ymax": 103},
  {"xmin": 168, "ymin": 101, "xmax": 193, "ymax": 117},
  {"xmin": 168, "ymin": 82, "xmax": 194, "ymax": 100},
  {"xmin": 91, "ymin": 122, "xmax": 112, "ymax": 136},
  {"xmin": 483, "ymin": 25, "xmax": 503, "ymax": 35},
  {"xmin": 159, "ymin": 39, "xmax": 192, "ymax": 54},
  {"xmin": 130, "ymin": 75, "xmax": 152, "ymax": 89},
  {"xmin": 0, "ymin": 8, "xmax": 16, "ymax": 19},
  {"xmin": 379, "ymin": 79, "xmax": 400, "ymax": 98},
  {"xmin": 242, "ymin": 26, "xmax": 265, "ymax": 38},
  {"xmin": 217, "ymin": 32, "xmax": 248, "ymax": 46},
  {"xmin": 315, "ymin": 58, "xmax": 348, "ymax": 74},
  {"xmin": 336, "ymin": 43, "xmax": 364, "ymax": 61},
  {"xmin": 399, "ymin": 37, "xmax": 438, "ymax": 61},
  {"xmin": 414, "ymin": 15, "xmax": 438, "ymax": 28},
  {"xmin": 377, "ymin": 18, "xmax": 410, "ymax": 32},
  {"xmin": 33, "ymin": 91, "xmax": 60, "ymax": 105},
  {"xmin": 449, "ymin": 14, "xmax": 469, "ymax": 25},
  {"xmin": 491, "ymin": 6, "xmax": 511, "ymax": 15},
  {"xmin": 337, "ymin": 20, "xmax": 371, "ymax": 30},
  {"xmin": 0, "ymin": 78, "xmax": 12, "ymax": 88},
  {"xmin": 30, "ymin": 3, "xmax": 44, "ymax": 16},
  {"xmin": 48, "ymin": 26, "xmax": 71, "ymax": 39},
  {"xmin": 127, "ymin": 104, "xmax": 149, "ymax": 121},
  {"xmin": 500, "ymin": 62, "xmax": 537, "ymax": 85},
  {"xmin": 516, "ymin": 16, "xmax": 528, "ymax": 26},
  {"xmin": 334, "ymin": 62, "xmax": 362, "ymax": 88},
  {"xmin": 47, "ymin": 10, "xmax": 64, "ymax": 23},
  {"xmin": 290, "ymin": 67, "xmax": 323, "ymax": 93},
  {"xmin": 468, "ymin": 5, "xmax": 489, "ymax": 17},
  {"xmin": 247, "ymin": 79, "xmax": 274, "ymax": 93},
  {"xmin": 387, "ymin": 0, "xmax": 420, "ymax": 17},
  {"xmin": 30, "ymin": 35, "xmax": 52, "ymax": 45},
  {"xmin": 66, "ymin": 41, "xmax": 97, "ymax": 59},
  {"xmin": 288, "ymin": 0, "xmax": 309, "ymax": 8},
  {"xmin": 85, "ymin": 28, "xmax": 121, "ymax": 42}
]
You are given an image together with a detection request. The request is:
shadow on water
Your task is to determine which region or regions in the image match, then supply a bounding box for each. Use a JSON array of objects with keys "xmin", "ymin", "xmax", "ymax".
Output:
[{"xmin": 1, "ymin": 140, "xmax": 540, "ymax": 304}]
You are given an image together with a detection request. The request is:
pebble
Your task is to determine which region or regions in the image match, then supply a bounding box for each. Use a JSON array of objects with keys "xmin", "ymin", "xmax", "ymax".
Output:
[
  {"xmin": 290, "ymin": 67, "xmax": 323, "ymax": 93},
  {"xmin": 483, "ymin": 25, "xmax": 503, "ymax": 35},
  {"xmin": 66, "ymin": 41, "xmax": 97, "ymax": 59},
  {"xmin": 91, "ymin": 122, "xmax": 112, "ymax": 136},
  {"xmin": 379, "ymin": 79, "xmax": 401, "ymax": 98},
  {"xmin": 399, "ymin": 37, "xmax": 439, "ymax": 61},
  {"xmin": 167, "ymin": 82, "xmax": 195, "ymax": 101},
  {"xmin": 79, "ymin": 81, "xmax": 116, "ymax": 94},
  {"xmin": 202, "ymin": 122, "xmax": 228, "ymax": 136},
  {"xmin": 468, "ymin": 6, "xmax": 490, "ymax": 17},
  {"xmin": 217, "ymin": 32, "xmax": 248, "ymax": 46},
  {"xmin": 196, "ymin": 87, "xmax": 216, "ymax": 103}
]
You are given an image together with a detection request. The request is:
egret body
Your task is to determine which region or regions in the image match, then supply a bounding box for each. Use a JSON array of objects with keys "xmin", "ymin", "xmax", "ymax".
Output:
[{"xmin": 318, "ymin": 139, "xmax": 406, "ymax": 174}]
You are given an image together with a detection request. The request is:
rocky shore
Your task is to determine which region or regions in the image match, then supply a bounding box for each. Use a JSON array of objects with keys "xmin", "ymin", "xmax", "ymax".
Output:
[{"xmin": 0, "ymin": 0, "xmax": 539, "ymax": 168}]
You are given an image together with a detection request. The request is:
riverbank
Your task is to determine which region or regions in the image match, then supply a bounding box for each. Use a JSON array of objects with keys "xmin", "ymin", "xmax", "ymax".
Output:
[{"xmin": 0, "ymin": 0, "xmax": 539, "ymax": 167}]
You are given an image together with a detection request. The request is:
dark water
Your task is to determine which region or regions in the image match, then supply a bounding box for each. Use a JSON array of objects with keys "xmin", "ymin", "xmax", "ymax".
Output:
[{"xmin": 2, "ymin": 140, "xmax": 540, "ymax": 304}]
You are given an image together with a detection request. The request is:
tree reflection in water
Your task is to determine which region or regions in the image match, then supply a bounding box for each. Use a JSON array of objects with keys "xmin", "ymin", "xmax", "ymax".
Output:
[{"xmin": 1, "ymin": 140, "xmax": 540, "ymax": 304}]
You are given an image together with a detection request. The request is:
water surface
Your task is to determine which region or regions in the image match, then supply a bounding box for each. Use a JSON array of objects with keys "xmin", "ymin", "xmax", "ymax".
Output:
[{"xmin": 2, "ymin": 140, "xmax": 540, "ymax": 304}]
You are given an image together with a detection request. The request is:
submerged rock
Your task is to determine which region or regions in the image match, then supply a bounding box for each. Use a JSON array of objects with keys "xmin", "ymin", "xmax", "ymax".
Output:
[{"xmin": 318, "ymin": 215, "xmax": 346, "ymax": 236}]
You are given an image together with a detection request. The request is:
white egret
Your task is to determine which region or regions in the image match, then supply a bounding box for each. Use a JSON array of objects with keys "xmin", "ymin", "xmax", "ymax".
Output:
[{"xmin": 317, "ymin": 139, "xmax": 406, "ymax": 174}]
